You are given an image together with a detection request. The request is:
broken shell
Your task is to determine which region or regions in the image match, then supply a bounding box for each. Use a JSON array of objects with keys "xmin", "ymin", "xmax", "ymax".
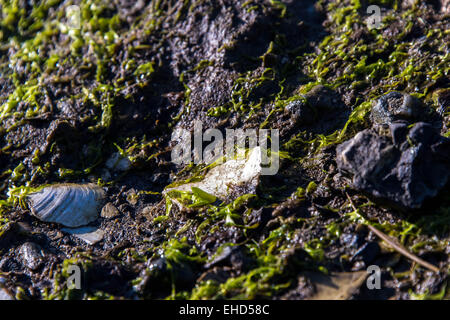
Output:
[
  {"xmin": 0, "ymin": 288, "xmax": 14, "ymax": 300},
  {"xmin": 101, "ymin": 202, "xmax": 120, "ymax": 218},
  {"xmin": 106, "ymin": 152, "xmax": 132, "ymax": 172},
  {"xmin": 61, "ymin": 226, "xmax": 105, "ymax": 245},
  {"xmin": 28, "ymin": 183, "xmax": 105, "ymax": 227},
  {"xmin": 164, "ymin": 147, "xmax": 263, "ymax": 209}
]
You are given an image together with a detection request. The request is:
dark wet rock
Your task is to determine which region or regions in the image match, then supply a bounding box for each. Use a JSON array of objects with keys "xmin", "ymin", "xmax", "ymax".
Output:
[
  {"xmin": 337, "ymin": 122, "xmax": 450, "ymax": 209},
  {"xmin": 277, "ymin": 85, "xmax": 349, "ymax": 140},
  {"xmin": 14, "ymin": 222, "xmax": 33, "ymax": 237},
  {"xmin": 150, "ymin": 173, "xmax": 170, "ymax": 186},
  {"xmin": 414, "ymin": 270, "xmax": 447, "ymax": 296},
  {"xmin": 284, "ymin": 85, "xmax": 344, "ymax": 126},
  {"xmin": 18, "ymin": 242, "xmax": 44, "ymax": 271},
  {"xmin": 0, "ymin": 222, "xmax": 30, "ymax": 248},
  {"xmin": 340, "ymin": 233, "xmax": 362, "ymax": 249},
  {"xmin": 205, "ymin": 246, "xmax": 238, "ymax": 269},
  {"xmin": 433, "ymin": 88, "xmax": 450, "ymax": 114},
  {"xmin": 280, "ymin": 247, "xmax": 313, "ymax": 275},
  {"xmin": 433, "ymin": 88, "xmax": 450, "ymax": 135},
  {"xmin": 137, "ymin": 257, "xmax": 196, "ymax": 298},
  {"xmin": 303, "ymin": 85, "xmax": 342, "ymax": 110},
  {"xmin": 84, "ymin": 259, "xmax": 135, "ymax": 297},
  {"xmin": 205, "ymin": 245, "xmax": 252, "ymax": 273},
  {"xmin": 280, "ymin": 275, "xmax": 315, "ymax": 300},
  {"xmin": 0, "ymin": 256, "xmax": 21, "ymax": 272},
  {"xmin": 370, "ymin": 92, "xmax": 429, "ymax": 125},
  {"xmin": 272, "ymin": 188, "xmax": 309, "ymax": 218},
  {"xmin": 284, "ymin": 99, "xmax": 316, "ymax": 126},
  {"xmin": 0, "ymin": 223, "xmax": 17, "ymax": 248},
  {"xmin": 245, "ymin": 207, "xmax": 272, "ymax": 233},
  {"xmin": 41, "ymin": 120, "xmax": 83, "ymax": 169},
  {"xmin": 197, "ymin": 267, "xmax": 231, "ymax": 284},
  {"xmin": 351, "ymin": 242, "xmax": 380, "ymax": 265}
]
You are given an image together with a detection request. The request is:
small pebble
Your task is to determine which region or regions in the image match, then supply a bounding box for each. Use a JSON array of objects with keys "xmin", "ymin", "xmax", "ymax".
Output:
[
  {"xmin": 18, "ymin": 242, "xmax": 44, "ymax": 271},
  {"xmin": 101, "ymin": 202, "xmax": 120, "ymax": 218}
]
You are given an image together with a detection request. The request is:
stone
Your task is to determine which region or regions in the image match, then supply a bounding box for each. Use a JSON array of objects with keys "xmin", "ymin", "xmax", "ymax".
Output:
[
  {"xmin": 350, "ymin": 242, "xmax": 380, "ymax": 265},
  {"xmin": 303, "ymin": 85, "xmax": 340, "ymax": 110},
  {"xmin": 197, "ymin": 267, "xmax": 231, "ymax": 284},
  {"xmin": 284, "ymin": 99, "xmax": 316, "ymax": 125},
  {"xmin": 101, "ymin": 202, "xmax": 120, "ymax": 218},
  {"xmin": 284, "ymin": 85, "xmax": 341, "ymax": 125},
  {"xmin": 370, "ymin": 92, "xmax": 427, "ymax": 125},
  {"xmin": 18, "ymin": 242, "xmax": 44, "ymax": 271},
  {"xmin": 337, "ymin": 122, "xmax": 450, "ymax": 209}
]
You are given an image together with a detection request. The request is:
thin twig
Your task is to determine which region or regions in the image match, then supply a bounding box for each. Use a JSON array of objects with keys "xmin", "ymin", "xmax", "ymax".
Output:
[{"xmin": 345, "ymin": 193, "xmax": 440, "ymax": 273}]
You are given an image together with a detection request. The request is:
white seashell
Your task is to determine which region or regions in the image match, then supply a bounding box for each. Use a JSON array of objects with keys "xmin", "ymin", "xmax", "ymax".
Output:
[
  {"xmin": 164, "ymin": 147, "xmax": 263, "ymax": 208},
  {"xmin": 28, "ymin": 183, "xmax": 105, "ymax": 227},
  {"xmin": 61, "ymin": 226, "xmax": 104, "ymax": 245}
]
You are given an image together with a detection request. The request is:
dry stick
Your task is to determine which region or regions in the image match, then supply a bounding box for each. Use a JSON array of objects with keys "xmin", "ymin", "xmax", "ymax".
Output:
[{"xmin": 345, "ymin": 193, "xmax": 440, "ymax": 273}]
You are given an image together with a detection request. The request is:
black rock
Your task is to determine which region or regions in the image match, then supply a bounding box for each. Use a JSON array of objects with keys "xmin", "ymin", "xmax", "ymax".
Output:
[
  {"xmin": 284, "ymin": 85, "xmax": 341, "ymax": 125},
  {"xmin": 370, "ymin": 92, "xmax": 427, "ymax": 125},
  {"xmin": 284, "ymin": 99, "xmax": 316, "ymax": 125},
  {"xmin": 84, "ymin": 259, "xmax": 135, "ymax": 297},
  {"xmin": 303, "ymin": 85, "xmax": 341, "ymax": 110},
  {"xmin": 204, "ymin": 245, "xmax": 253, "ymax": 272},
  {"xmin": 137, "ymin": 257, "xmax": 196, "ymax": 298},
  {"xmin": 337, "ymin": 122, "xmax": 450, "ymax": 209},
  {"xmin": 351, "ymin": 242, "xmax": 380, "ymax": 264}
]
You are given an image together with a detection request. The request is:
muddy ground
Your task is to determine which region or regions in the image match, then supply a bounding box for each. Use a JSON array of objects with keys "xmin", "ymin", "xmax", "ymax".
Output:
[{"xmin": 0, "ymin": 0, "xmax": 449, "ymax": 300}]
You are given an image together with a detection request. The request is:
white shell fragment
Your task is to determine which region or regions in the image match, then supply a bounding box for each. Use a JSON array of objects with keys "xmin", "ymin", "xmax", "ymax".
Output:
[
  {"xmin": 28, "ymin": 183, "xmax": 105, "ymax": 228},
  {"xmin": 61, "ymin": 226, "xmax": 105, "ymax": 245},
  {"xmin": 164, "ymin": 147, "xmax": 263, "ymax": 207},
  {"xmin": 106, "ymin": 152, "xmax": 132, "ymax": 172},
  {"xmin": 0, "ymin": 288, "xmax": 14, "ymax": 300},
  {"xmin": 101, "ymin": 202, "xmax": 120, "ymax": 218}
]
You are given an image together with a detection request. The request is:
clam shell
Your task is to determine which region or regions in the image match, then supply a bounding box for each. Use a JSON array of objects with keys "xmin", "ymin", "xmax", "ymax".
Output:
[{"xmin": 28, "ymin": 183, "xmax": 105, "ymax": 227}]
